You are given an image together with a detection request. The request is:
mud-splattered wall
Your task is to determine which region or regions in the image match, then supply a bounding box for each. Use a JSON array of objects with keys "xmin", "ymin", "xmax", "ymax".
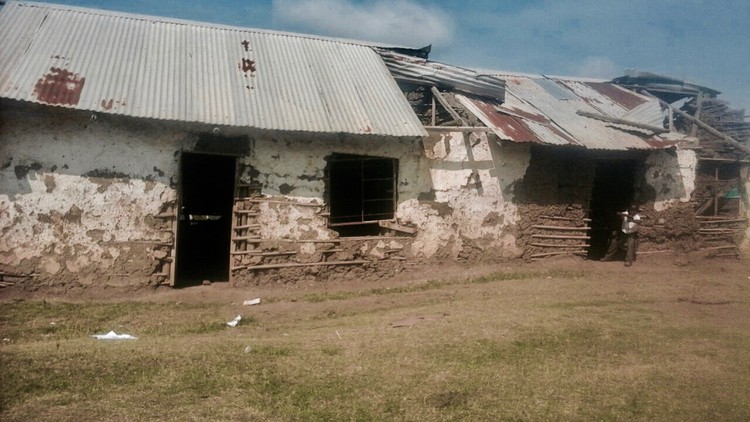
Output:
[
  {"xmin": 237, "ymin": 130, "xmax": 526, "ymax": 261},
  {"xmin": 228, "ymin": 129, "xmax": 529, "ymax": 285},
  {"xmin": 399, "ymin": 131, "xmax": 527, "ymax": 260},
  {"xmin": 2, "ymin": 99, "xmax": 724, "ymax": 289},
  {"xmin": 641, "ymin": 149, "xmax": 696, "ymax": 211},
  {"xmin": 0, "ymin": 103, "xmax": 188, "ymax": 288}
]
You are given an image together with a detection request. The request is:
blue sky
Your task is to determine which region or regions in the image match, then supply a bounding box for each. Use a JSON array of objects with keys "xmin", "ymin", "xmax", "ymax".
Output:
[{"xmin": 33, "ymin": 0, "xmax": 750, "ymax": 112}]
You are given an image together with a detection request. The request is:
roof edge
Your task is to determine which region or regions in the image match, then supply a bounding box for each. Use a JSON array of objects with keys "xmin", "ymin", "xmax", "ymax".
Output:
[{"xmin": 7, "ymin": 1, "xmax": 427, "ymax": 51}]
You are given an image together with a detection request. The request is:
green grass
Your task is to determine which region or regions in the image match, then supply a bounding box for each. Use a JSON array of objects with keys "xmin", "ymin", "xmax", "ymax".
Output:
[{"xmin": 1, "ymin": 262, "xmax": 749, "ymax": 421}]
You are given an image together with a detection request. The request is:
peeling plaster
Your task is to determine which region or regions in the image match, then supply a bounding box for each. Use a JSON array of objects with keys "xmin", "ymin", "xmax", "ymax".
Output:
[
  {"xmin": 0, "ymin": 107, "xmax": 182, "ymax": 284},
  {"xmin": 2, "ymin": 101, "xmax": 716, "ymax": 287},
  {"xmin": 645, "ymin": 149, "xmax": 696, "ymax": 212},
  {"xmin": 399, "ymin": 132, "xmax": 526, "ymax": 259},
  {"xmin": 0, "ymin": 174, "xmax": 174, "ymax": 266}
]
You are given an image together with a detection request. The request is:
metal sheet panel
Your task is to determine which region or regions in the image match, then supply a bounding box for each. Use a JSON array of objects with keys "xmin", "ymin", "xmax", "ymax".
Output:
[
  {"xmin": 0, "ymin": 1, "xmax": 426, "ymax": 137},
  {"xmin": 459, "ymin": 72, "xmax": 681, "ymax": 151},
  {"xmin": 379, "ymin": 50, "xmax": 506, "ymax": 100}
]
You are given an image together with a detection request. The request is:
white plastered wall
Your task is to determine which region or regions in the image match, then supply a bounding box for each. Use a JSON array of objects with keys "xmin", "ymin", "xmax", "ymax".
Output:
[
  {"xmin": 396, "ymin": 131, "xmax": 528, "ymax": 259},
  {"xmin": 0, "ymin": 105, "xmax": 185, "ymax": 282},
  {"xmin": 642, "ymin": 149, "xmax": 697, "ymax": 211},
  {"xmin": 1, "ymin": 104, "xmax": 535, "ymax": 286},
  {"xmin": 243, "ymin": 130, "xmax": 529, "ymax": 260}
]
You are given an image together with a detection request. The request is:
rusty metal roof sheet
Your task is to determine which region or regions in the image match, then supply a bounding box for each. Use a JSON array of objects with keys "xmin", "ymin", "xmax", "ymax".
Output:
[
  {"xmin": 458, "ymin": 72, "xmax": 680, "ymax": 150},
  {"xmin": 0, "ymin": 1, "xmax": 426, "ymax": 137}
]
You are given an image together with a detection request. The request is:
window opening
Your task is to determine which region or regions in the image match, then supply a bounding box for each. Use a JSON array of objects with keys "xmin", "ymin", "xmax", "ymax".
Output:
[{"xmin": 327, "ymin": 153, "xmax": 397, "ymax": 236}]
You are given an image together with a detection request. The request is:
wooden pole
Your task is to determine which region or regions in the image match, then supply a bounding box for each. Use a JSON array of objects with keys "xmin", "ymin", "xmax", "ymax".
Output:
[
  {"xmin": 431, "ymin": 95, "xmax": 436, "ymax": 126},
  {"xmin": 532, "ymin": 225, "xmax": 590, "ymax": 231},
  {"xmin": 661, "ymin": 100, "xmax": 750, "ymax": 155},
  {"xmin": 431, "ymin": 86, "xmax": 466, "ymax": 125},
  {"xmin": 540, "ymin": 215, "xmax": 592, "ymax": 222},
  {"xmin": 531, "ymin": 234, "xmax": 590, "ymax": 240},
  {"xmin": 576, "ymin": 110, "xmax": 668, "ymax": 134},
  {"xmin": 236, "ymin": 260, "xmax": 370, "ymax": 271},
  {"xmin": 529, "ymin": 242, "xmax": 590, "ymax": 248}
]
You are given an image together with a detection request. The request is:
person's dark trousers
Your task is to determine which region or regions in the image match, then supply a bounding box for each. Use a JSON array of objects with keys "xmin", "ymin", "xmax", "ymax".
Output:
[
  {"xmin": 624, "ymin": 233, "xmax": 638, "ymax": 266},
  {"xmin": 601, "ymin": 231, "xmax": 621, "ymax": 261}
]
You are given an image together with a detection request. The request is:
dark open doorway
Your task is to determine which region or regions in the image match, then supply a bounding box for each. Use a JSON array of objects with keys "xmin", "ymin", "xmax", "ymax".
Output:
[
  {"xmin": 588, "ymin": 159, "xmax": 637, "ymax": 260},
  {"xmin": 175, "ymin": 152, "xmax": 236, "ymax": 286}
]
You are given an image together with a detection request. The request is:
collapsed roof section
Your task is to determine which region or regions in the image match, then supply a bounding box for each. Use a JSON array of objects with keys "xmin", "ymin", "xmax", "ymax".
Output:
[
  {"xmin": 381, "ymin": 51, "xmax": 681, "ymax": 151},
  {"xmin": 378, "ymin": 50, "xmax": 506, "ymax": 101},
  {"xmin": 612, "ymin": 70, "xmax": 750, "ymax": 159},
  {"xmin": 0, "ymin": 1, "xmax": 427, "ymax": 137},
  {"xmin": 612, "ymin": 69, "xmax": 721, "ymax": 103},
  {"xmin": 460, "ymin": 73, "xmax": 682, "ymax": 150}
]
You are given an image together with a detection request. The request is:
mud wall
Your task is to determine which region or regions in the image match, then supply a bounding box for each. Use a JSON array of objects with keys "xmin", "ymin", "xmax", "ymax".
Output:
[
  {"xmin": 0, "ymin": 103, "xmax": 188, "ymax": 288},
  {"xmin": 641, "ymin": 149, "xmax": 696, "ymax": 212},
  {"xmin": 740, "ymin": 165, "xmax": 750, "ymax": 252},
  {"xmin": 229, "ymin": 198, "xmax": 416, "ymax": 285},
  {"xmin": 399, "ymin": 131, "xmax": 527, "ymax": 260},
  {"xmin": 242, "ymin": 132, "xmax": 430, "ymax": 241},
  {"xmin": 512, "ymin": 146, "xmax": 594, "ymax": 259},
  {"xmin": 239, "ymin": 130, "xmax": 528, "ymax": 263},
  {"xmin": 632, "ymin": 149, "xmax": 749, "ymax": 254},
  {"xmin": 228, "ymin": 130, "xmax": 529, "ymax": 284},
  {"xmin": 4, "ymin": 100, "xmax": 721, "ymax": 289},
  {"xmin": 2, "ymin": 102, "xmax": 535, "ymax": 289}
]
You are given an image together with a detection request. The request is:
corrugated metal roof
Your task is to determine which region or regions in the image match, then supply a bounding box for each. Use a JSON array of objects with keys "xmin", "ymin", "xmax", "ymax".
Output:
[
  {"xmin": 457, "ymin": 73, "xmax": 680, "ymax": 150},
  {"xmin": 0, "ymin": 1, "xmax": 426, "ymax": 137},
  {"xmin": 378, "ymin": 50, "xmax": 506, "ymax": 100}
]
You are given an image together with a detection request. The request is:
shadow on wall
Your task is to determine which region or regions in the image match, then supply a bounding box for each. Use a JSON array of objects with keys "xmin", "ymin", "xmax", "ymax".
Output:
[{"xmin": 512, "ymin": 145, "xmax": 595, "ymax": 206}]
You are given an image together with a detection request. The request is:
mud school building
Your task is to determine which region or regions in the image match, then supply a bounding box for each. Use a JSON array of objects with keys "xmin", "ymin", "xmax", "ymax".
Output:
[{"xmin": 1, "ymin": 1, "xmax": 747, "ymax": 288}]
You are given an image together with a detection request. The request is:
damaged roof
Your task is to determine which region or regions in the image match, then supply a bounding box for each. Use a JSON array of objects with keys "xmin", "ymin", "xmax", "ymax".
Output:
[
  {"xmin": 379, "ymin": 50, "xmax": 506, "ymax": 101},
  {"xmin": 457, "ymin": 72, "xmax": 681, "ymax": 150},
  {"xmin": 612, "ymin": 69, "xmax": 721, "ymax": 100},
  {"xmin": 0, "ymin": 1, "xmax": 426, "ymax": 137}
]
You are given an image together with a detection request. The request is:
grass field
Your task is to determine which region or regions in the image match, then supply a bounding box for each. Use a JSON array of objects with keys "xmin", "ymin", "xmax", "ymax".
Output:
[{"xmin": 1, "ymin": 257, "xmax": 749, "ymax": 421}]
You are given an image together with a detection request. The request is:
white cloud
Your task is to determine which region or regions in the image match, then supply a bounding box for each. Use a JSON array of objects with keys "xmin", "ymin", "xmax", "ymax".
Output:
[{"xmin": 272, "ymin": 0, "xmax": 454, "ymax": 48}]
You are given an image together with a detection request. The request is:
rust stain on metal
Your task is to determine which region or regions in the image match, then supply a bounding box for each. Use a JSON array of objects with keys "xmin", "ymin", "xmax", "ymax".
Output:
[
  {"xmin": 468, "ymin": 97, "xmax": 578, "ymax": 145},
  {"xmin": 34, "ymin": 67, "xmax": 85, "ymax": 106},
  {"xmin": 101, "ymin": 99, "xmax": 114, "ymax": 110},
  {"xmin": 500, "ymin": 105, "xmax": 549, "ymax": 124},
  {"xmin": 471, "ymin": 99, "xmax": 538, "ymax": 142},
  {"xmin": 584, "ymin": 82, "xmax": 646, "ymax": 110},
  {"xmin": 239, "ymin": 58, "xmax": 256, "ymax": 73},
  {"xmin": 241, "ymin": 40, "xmax": 250, "ymax": 52}
]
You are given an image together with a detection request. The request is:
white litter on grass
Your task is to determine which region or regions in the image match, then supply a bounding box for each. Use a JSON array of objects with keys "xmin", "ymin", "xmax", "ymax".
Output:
[
  {"xmin": 226, "ymin": 315, "xmax": 242, "ymax": 327},
  {"xmin": 243, "ymin": 298, "xmax": 261, "ymax": 306},
  {"xmin": 92, "ymin": 331, "xmax": 137, "ymax": 340}
]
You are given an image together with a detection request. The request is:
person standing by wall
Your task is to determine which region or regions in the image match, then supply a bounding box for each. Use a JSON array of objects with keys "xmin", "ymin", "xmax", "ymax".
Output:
[{"xmin": 601, "ymin": 205, "xmax": 641, "ymax": 266}]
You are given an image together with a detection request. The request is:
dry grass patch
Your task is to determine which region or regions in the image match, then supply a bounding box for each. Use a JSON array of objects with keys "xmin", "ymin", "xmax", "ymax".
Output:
[{"xmin": 2, "ymin": 259, "xmax": 749, "ymax": 421}]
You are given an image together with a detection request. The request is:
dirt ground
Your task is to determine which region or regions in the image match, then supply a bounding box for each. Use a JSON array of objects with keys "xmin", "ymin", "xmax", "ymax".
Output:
[
  {"xmin": 2, "ymin": 251, "xmax": 747, "ymax": 309},
  {"xmin": 2, "ymin": 251, "xmax": 749, "ymax": 421}
]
